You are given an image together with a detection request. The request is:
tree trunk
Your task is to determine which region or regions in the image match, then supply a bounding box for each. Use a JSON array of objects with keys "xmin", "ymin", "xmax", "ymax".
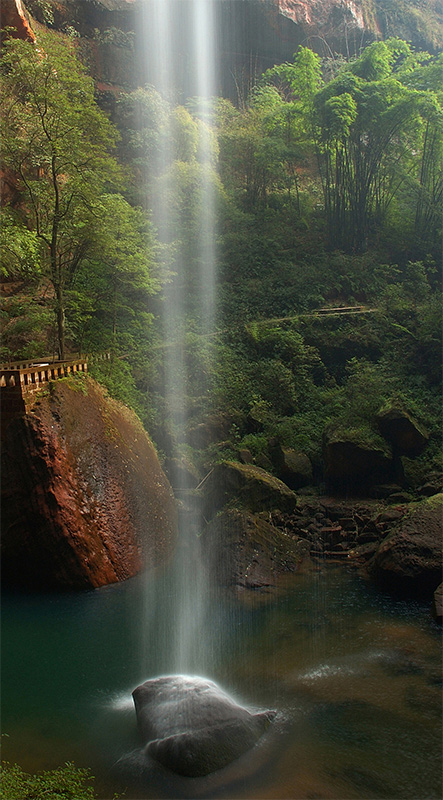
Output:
[{"xmin": 55, "ymin": 281, "xmax": 65, "ymax": 360}]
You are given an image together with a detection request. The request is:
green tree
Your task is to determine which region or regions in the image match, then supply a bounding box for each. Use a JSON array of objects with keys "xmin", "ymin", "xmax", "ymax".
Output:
[
  {"xmin": 313, "ymin": 39, "xmax": 441, "ymax": 252},
  {"xmin": 77, "ymin": 193, "xmax": 160, "ymax": 354},
  {"xmin": 405, "ymin": 53, "xmax": 443, "ymax": 256},
  {"xmin": 1, "ymin": 30, "xmax": 120, "ymax": 358}
]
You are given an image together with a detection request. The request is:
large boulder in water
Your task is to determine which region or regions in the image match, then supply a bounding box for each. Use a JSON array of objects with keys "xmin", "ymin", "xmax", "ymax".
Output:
[
  {"xmin": 132, "ymin": 675, "xmax": 275, "ymax": 777},
  {"xmin": 1, "ymin": 377, "xmax": 177, "ymax": 590},
  {"xmin": 370, "ymin": 495, "xmax": 443, "ymax": 597}
]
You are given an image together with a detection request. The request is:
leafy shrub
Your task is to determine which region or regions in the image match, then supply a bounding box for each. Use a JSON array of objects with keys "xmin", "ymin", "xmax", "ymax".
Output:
[{"xmin": 0, "ymin": 761, "xmax": 97, "ymax": 800}]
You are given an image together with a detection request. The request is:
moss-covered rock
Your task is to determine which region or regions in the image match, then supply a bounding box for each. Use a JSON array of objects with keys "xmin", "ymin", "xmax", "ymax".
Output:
[
  {"xmin": 202, "ymin": 461, "xmax": 297, "ymax": 518},
  {"xmin": 163, "ymin": 455, "xmax": 200, "ymax": 490},
  {"xmin": 323, "ymin": 427, "xmax": 394, "ymax": 494},
  {"xmin": 269, "ymin": 440, "xmax": 313, "ymax": 489},
  {"xmin": 376, "ymin": 406, "xmax": 429, "ymax": 457}
]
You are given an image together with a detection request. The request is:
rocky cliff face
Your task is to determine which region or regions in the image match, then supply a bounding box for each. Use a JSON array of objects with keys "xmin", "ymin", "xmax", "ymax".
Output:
[
  {"xmin": 1, "ymin": 0, "xmax": 35, "ymax": 41},
  {"xmin": 275, "ymin": 0, "xmax": 442, "ymax": 53},
  {"xmin": 12, "ymin": 0, "xmax": 442, "ymax": 107},
  {"xmin": 274, "ymin": 0, "xmax": 374, "ymax": 49},
  {"xmin": 1, "ymin": 377, "xmax": 177, "ymax": 590}
]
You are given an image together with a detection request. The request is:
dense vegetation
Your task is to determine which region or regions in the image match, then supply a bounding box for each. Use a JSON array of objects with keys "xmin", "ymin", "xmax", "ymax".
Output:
[
  {"xmin": 1, "ymin": 29, "xmax": 441, "ymax": 484},
  {"xmin": 0, "ymin": 761, "xmax": 100, "ymax": 799}
]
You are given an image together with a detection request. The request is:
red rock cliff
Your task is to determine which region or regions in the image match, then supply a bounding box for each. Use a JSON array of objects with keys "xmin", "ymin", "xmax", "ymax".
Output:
[
  {"xmin": 1, "ymin": 377, "xmax": 177, "ymax": 590},
  {"xmin": 1, "ymin": 0, "xmax": 35, "ymax": 41}
]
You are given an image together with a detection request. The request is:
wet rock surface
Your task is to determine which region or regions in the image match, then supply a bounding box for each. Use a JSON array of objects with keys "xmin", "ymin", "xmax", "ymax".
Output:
[
  {"xmin": 202, "ymin": 508, "xmax": 310, "ymax": 588},
  {"xmin": 1, "ymin": 377, "xmax": 177, "ymax": 590},
  {"xmin": 370, "ymin": 495, "xmax": 443, "ymax": 597},
  {"xmin": 132, "ymin": 675, "xmax": 275, "ymax": 777}
]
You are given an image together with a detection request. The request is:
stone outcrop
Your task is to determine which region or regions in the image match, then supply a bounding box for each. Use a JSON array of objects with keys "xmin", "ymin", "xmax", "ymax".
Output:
[
  {"xmin": 323, "ymin": 430, "xmax": 394, "ymax": 494},
  {"xmin": 274, "ymin": 0, "xmax": 371, "ymax": 50},
  {"xmin": 1, "ymin": 0, "xmax": 35, "ymax": 42},
  {"xmin": 1, "ymin": 376, "xmax": 177, "ymax": 590},
  {"xmin": 268, "ymin": 440, "xmax": 313, "ymax": 489},
  {"xmin": 201, "ymin": 461, "xmax": 297, "ymax": 518},
  {"xmin": 376, "ymin": 407, "xmax": 429, "ymax": 458},
  {"xmin": 273, "ymin": 0, "xmax": 442, "ymax": 53},
  {"xmin": 202, "ymin": 508, "xmax": 310, "ymax": 588},
  {"xmin": 370, "ymin": 495, "xmax": 443, "ymax": 597}
]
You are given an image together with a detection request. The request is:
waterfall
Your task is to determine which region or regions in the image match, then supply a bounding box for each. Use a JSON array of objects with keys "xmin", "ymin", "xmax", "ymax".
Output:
[{"xmin": 139, "ymin": 0, "xmax": 218, "ymax": 676}]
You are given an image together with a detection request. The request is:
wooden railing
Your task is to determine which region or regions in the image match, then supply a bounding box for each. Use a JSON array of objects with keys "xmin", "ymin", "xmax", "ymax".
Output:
[
  {"xmin": 0, "ymin": 353, "xmax": 110, "ymax": 430},
  {"xmin": 1, "ymin": 358, "xmax": 88, "ymax": 394}
]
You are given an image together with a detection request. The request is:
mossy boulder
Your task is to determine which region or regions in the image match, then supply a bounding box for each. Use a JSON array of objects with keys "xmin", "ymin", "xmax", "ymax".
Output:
[
  {"xmin": 202, "ymin": 508, "xmax": 310, "ymax": 587},
  {"xmin": 370, "ymin": 494, "xmax": 443, "ymax": 597},
  {"xmin": 202, "ymin": 461, "xmax": 297, "ymax": 518},
  {"xmin": 163, "ymin": 455, "xmax": 200, "ymax": 490},
  {"xmin": 376, "ymin": 407, "xmax": 429, "ymax": 457},
  {"xmin": 323, "ymin": 427, "xmax": 394, "ymax": 494},
  {"xmin": 269, "ymin": 440, "xmax": 313, "ymax": 489},
  {"xmin": 187, "ymin": 413, "xmax": 232, "ymax": 449}
]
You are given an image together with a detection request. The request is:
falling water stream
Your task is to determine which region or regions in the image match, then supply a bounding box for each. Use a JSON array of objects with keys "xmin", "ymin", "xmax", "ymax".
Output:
[
  {"xmin": 1, "ymin": 3, "xmax": 442, "ymax": 799},
  {"xmin": 138, "ymin": 0, "xmax": 218, "ymax": 676}
]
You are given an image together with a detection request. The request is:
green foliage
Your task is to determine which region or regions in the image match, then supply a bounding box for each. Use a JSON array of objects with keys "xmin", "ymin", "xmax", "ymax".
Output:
[
  {"xmin": 1, "ymin": 30, "xmax": 121, "ymax": 357},
  {"xmin": 0, "ymin": 761, "xmax": 97, "ymax": 800},
  {"xmin": 0, "ymin": 295, "xmax": 54, "ymax": 361},
  {"xmin": 88, "ymin": 357, "xmax": 146, "ymax": 423},
  {"xmin": 0, "ymin": 210, "xmax": 41, "ymax": 279},
  {"xmin": 0, "ymin": 27, "xmax": 440, "ymax": 487},
  {"xmin": 312, "ymin": 39, "xmax": 441, "ymax": 252}
]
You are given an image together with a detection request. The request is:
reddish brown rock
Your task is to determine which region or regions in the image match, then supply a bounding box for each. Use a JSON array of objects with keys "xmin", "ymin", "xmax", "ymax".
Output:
[
  {"xmin": 370, "ymin": 495, "xmax": 443, "ymax": 598},
  {"xmin": 276, "ymin": 0, "xmax": 369, "ymax": 37},
  {"xmin": 1, "ymin": 377, "xmax": 177, "ymax": 590},
  {"xmin": 1, "ymin": 0, "xmax": 35, "ymax": 42}
]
